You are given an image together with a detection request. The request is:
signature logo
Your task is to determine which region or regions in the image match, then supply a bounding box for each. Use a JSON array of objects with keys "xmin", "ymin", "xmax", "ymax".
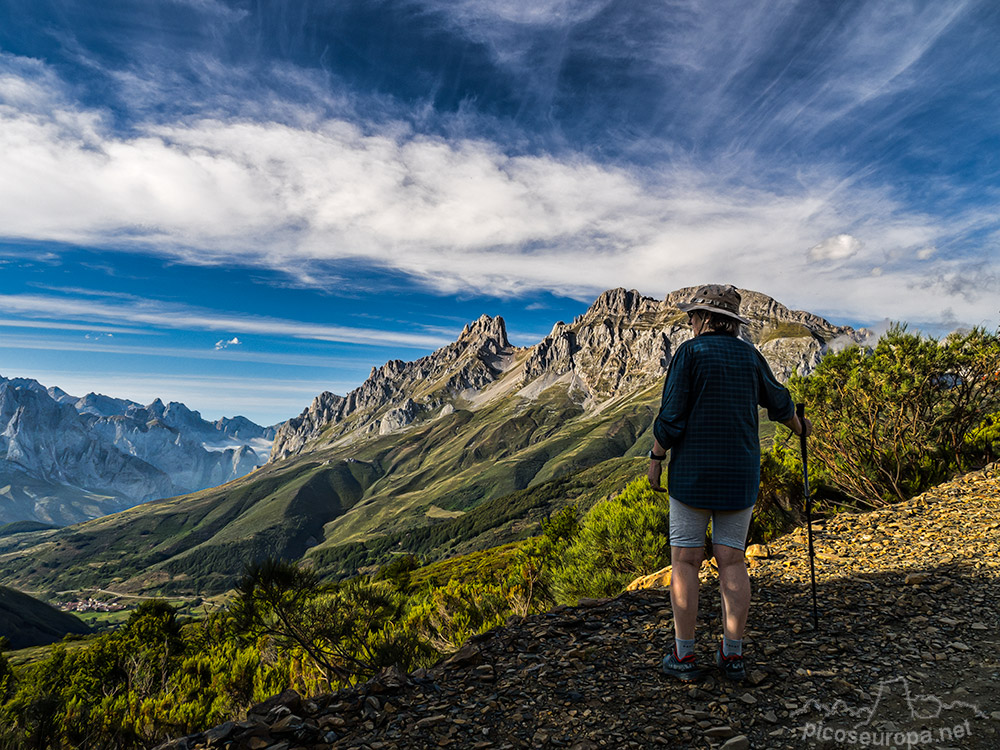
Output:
[{"xmin": 792, "ymin": 676, "xmax": 988, "ymax": 748}]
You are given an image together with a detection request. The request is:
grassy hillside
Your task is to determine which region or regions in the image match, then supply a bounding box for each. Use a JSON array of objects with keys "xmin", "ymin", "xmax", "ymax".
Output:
[
  {"xmin": 0, "ymin": 586, "xmax": 90, "ymax": 649},
  {"xmin": 0, "ymin": 383, "xmax": 658, "ymax": 596},
  {"xmin": 0, "ymin": 520, "xmax": 59, "ymax": 538}
]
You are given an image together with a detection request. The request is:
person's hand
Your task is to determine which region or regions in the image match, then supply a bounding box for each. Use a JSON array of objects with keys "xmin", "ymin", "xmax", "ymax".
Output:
[
  {"xmin": 799, "ymin": 416, "xmax": 813, "ymax": 438},
  {"xmin": 648, "ymin": 460, "xmax": 666, "ymax": 492}
]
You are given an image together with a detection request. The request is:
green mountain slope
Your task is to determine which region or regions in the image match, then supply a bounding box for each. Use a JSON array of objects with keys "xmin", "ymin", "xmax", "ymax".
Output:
[
  {"xmin": 0, "ymin": 586, "xmax": 90, "ymax": 649},
  {"xmin": 0, "ymin": 385, "xmax": 655, "ymax": 594},
  {"xmin": 0, "ymin": 520, "xmax": 59, "ymax": 538}
]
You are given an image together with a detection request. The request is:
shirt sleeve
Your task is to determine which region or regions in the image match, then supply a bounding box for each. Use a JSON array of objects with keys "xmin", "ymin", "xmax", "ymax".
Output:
[
  {"xmin": 653, "ymin": 344, "xmax": 691, "ymax": 450},
  {"xmin": 755, "ymin": 349, "xmax": 795, "ymax": 422}
]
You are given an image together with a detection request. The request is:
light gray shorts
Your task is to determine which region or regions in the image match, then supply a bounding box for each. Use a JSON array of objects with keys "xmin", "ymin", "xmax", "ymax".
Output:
[{"xmin": 669, "ymin": 496, "xmax": 754, "ymax": 551}]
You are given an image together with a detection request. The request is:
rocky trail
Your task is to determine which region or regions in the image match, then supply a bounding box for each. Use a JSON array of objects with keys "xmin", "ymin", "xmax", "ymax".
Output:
[{"xmin": 159, "ymin": 465, "xmax": 1000, "ymax": 750}]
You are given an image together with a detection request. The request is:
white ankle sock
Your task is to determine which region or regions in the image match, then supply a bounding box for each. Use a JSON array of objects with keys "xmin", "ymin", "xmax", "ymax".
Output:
[{"xmin": 675, "ymin": 637, "xmax": 695, "ymax": 659}]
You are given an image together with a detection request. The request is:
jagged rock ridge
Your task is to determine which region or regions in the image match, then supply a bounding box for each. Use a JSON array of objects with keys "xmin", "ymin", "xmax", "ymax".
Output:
[
  {"xmin": 271, "ymin": 314, "xmax": 514, "ymax": 459},
  {"xmin": 272, "ymin": 287, "xmax": 857, "ymax": 461}
]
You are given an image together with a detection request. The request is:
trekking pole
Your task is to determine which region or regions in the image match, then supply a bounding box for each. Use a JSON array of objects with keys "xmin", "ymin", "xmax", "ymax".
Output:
[{"xmin": 797, "ymin": 403, "xmax": 819, "ymax": 631}]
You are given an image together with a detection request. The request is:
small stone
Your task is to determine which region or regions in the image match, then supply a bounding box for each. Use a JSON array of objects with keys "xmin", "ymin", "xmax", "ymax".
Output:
[
  {"xmin": 739, "ymin": 693, "xmax": 757, "ymax": 705},
  {"xmin": 626, "ymin": 566, "xmax": 671, "ymax": 591},
  {"xmin": 971, "ymin": 622, "xmax": 988, "ymax": 630},
  {"xmin": 443, "ymin": 644, "xmax": 481, "ymax": 668},
  {"xmin": 832, "ymin": 678, "xmax": 854, "ymax": 695},
  {"xmin": 745, "ymin": 544, "xmax": 770, "ymax": 559},
  {"xmin": 203, "ymin": 721, "xmax": 235, "ymax": 743},
  {"xmin": 905, "ymin": 573, "xmax": 929, "ymax": 584},
  {"xmin": 704, "ymin": 726, "xmax": 736, "ymax": 738},
  {"xmin": 949, "ymin": 642, "xmax": 971, "ymax": 651},
  {"xmin": 720, "ymin": 736, "xmax": 750, "ymax": 750},
  {"xmin": 415, "ymin": 714, "xmax": 448, "ymax": 729},
  {"xmin": 269, "ymin": 715, "xmax": 303, "ymax": 734},
  {"xmin": 363, "ymin": 696, "xmax": 381, "ymax": 718},
  {"xmin": 747, "ymin": 669, "xmax": 767, "ymax": 686}
]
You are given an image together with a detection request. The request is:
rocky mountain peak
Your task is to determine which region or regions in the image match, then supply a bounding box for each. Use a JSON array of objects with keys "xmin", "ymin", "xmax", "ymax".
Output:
[
  {"xmin": 270, "ymin": 314, "xmax": 517, "ymax": 461},
  {"xmin": 0, "ymin": 378, "xmax": 272, "ymax": 525},
  {"xmin": 458, "ymin": 314, "xmax": 510, "ymax": 349},
  {"xmin": 584, "ymin": 287, "xmax": 655, "ymax": 319}
]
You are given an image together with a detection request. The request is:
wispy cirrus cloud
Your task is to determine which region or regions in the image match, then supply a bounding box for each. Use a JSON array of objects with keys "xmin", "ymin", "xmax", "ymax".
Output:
[
  {"xmin": 0, "ymin": 331, "xmax": 380, "ymax": 370},
  {"xmin": 0, "ymin": 292, "xmax": 451, "ymax": 349}
]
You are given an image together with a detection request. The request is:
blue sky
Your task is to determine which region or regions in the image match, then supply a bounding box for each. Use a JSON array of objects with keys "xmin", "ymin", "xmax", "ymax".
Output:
[{"xmin": 1, "ymin": 0, "xmax": 998, "ymax": 426}]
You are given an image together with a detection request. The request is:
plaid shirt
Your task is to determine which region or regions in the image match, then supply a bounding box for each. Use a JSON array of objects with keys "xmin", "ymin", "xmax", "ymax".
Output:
[{"xmin": 653, "ymin": 332, "xmax": 795, "ymax": 510}]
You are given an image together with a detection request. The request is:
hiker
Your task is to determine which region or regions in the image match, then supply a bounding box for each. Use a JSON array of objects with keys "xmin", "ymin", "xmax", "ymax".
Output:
[{"xmin": 647, "ymin": 284, "xmax": 811, "ymax": 682}]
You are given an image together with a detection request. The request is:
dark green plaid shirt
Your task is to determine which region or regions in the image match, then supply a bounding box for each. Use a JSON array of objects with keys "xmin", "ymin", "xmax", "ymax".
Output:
[{"xmin": 653, "ymin": 332, "xmax": 795, "ymax": 510}]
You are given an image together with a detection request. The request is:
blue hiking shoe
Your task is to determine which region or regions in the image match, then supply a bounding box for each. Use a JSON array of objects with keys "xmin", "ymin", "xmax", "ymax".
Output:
[
  {"xmin": 661, "ymin": 648, "xmax": 704, "ymax": 682},
  {"xmin": 715, "ymin": 643, "xmax": 746, "ymax": 682}
]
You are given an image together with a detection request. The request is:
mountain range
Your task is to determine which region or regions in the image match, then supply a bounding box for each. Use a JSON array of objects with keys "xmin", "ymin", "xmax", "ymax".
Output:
[
  {"xmin": 0, "ymin": 287, "xmax": 858, "ymax": 595},
  {"xmin": 0, "ymin": 378, "xmax": 276, "ymax": 526}
]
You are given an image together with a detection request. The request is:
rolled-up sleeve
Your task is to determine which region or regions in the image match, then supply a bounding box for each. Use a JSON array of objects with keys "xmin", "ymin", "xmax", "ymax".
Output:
[{"xmin": 653, "ymin": 345, "xmax": 691, "ymax": 450}]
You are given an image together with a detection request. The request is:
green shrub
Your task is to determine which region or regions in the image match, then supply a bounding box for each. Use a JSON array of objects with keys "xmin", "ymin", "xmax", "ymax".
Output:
[
  {"xmin": 788, "ymin": 325, "xmax": 1000, "ymax": 505},
  {"xmin": 404, "ymin": 580, "xmax": 508, "ymax": 654},
  {"xmin": 552, "ymin": 478, "xmax": 670, "ymax": 602},
  {"xmin": 230, "ymin": 559, "xmax": 429, "ymax": 688}
]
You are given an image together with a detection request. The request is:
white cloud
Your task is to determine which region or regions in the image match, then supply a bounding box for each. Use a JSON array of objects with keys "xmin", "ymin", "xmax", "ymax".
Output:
[
  {"xmin": 1, "ymin": 49, "xmax": 997, "ymax": 331},
  {"xmin": 0, "ymin": 331, "xmax": 379, "ymax": 369},
  {"xmin": 0, "ymin": 318, "xmax": 149, "ymax": 335},
  {"xmin": 0, "ymin": 293, "xmax": 450, "ymax": 349},
  {"xmin": 214, "ymin": 336, "xmax": 242, "ymax": 350},
  {"xmin": 808, "ymin": 234, "xmax": 863, "ymax": 262}
]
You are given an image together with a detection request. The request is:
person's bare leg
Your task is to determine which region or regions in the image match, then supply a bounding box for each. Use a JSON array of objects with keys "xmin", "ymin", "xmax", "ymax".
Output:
[
  {"xmin": 670, "ymin": 545, "xmax": 705, "ymax": 640},
  {"xmin": 714, "ymin": 543, "xmax": 750, "ymax": 640}
]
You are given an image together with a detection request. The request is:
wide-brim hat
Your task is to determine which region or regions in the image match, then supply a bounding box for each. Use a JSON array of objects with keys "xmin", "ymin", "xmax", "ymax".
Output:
[{"xmin": 677, "ymin": 284, "xmax": 750, "ymax": 325}]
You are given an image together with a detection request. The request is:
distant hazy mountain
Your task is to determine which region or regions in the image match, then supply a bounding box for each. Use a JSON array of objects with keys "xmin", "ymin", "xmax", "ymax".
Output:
[
  {"xmin": 0, "ymin": 377, "xmax": 278, "ymax": 526},
  {"xmin": 0, "ymin": 287, "xmax": 859, "ymax": 594}
]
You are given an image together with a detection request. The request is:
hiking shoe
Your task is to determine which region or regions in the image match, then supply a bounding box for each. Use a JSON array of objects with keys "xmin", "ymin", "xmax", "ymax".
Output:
[
  {"xmin": 661, "ymin": 648, "xmax": 703, "ymax": 682},
  {"xmin": 715, "ymin": 644, "xmax": 746, "ymax": 682}
]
